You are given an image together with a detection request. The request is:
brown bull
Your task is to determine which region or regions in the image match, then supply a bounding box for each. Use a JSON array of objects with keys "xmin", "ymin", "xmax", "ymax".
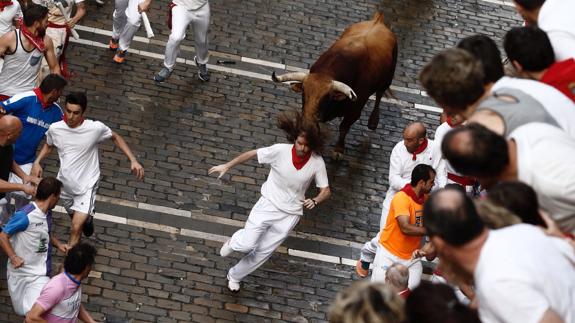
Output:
[{"xmin": 272, "ymin": 12, "xmax": 398, "ymax": 159}]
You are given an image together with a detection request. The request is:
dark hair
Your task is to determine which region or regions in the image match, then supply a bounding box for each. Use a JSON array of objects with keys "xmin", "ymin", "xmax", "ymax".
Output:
[
  {"xmin": 35, "ymin": 177, "xmax": 62, "ymax": 200},
  {"xmin": 444, "ymin": 183, "xmax": 466, "ymax": 194},
  {"xmin": 514, "ymin": 0, "xmax": 546, "ymax": 10},
  {"xmin": 487, "ymin": 181, "xmax": 546, "ymax": 227},
  {"xmin": 442, "ymin": 123, "xmax": 509, "ymax": 178},
  {"xmin": 23, "ymin": 4, "xmax": 49, "ymax": 27},
  {"xmin": 39, "ymin": 74, "xmax": 67, "ymax": 94},
  {"xmin": 457, "ymin": 35, "xmax": 504, "ymax": 84},
  {"xmin": 406, "ymin": 281, "xmax": 481, "ymax": 323},
  {"xmin": 504, "ymin": 27, "xmax": 555, "ymax": 72},
  {"xmin": 277, "ymin": 111, "xmax": 328, "ymax": 154},
  {"xmin": 410, "ymin": 164, "xmax": 436, "ymax": 187},
  {"xmin": 64, "ymin": 243, "xmax": 97, "ymax": 275},
  {"xmin": 419, "ymin": 49, "xmax": 485, "ymax": 113},
  {"xmin": 66, "ymin": 92, "xmax": 88, "ymax": 112},
  {"xmin": 424, "ymin": 188, "xmax": 485, "ymax": 246}
]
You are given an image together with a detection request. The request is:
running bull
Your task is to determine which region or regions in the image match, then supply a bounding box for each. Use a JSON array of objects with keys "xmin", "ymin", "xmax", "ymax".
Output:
[{"xmin": 272, "ymin": 12, "xmax": 398, "ymax": 159}]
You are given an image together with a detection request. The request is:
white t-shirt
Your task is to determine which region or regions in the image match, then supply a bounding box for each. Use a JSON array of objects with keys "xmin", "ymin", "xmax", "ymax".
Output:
[
  {"xmin": 46, "ymin": 120, "xmax": 112, "ymax": 195},
  {"xmin": 475, "ymin": 224, "xmax": 575, "ymax": 323},
  {"xmin": 538, "ymin": 0, "xmax": 575, "ymax": 61},
  {"xmin": 172, "ymin": 0, "xmax": 207, "ymax": 10},
  {"xmin": 492, "ymin": 76, "xmax": 575, "ymax": 138},
  {"xmin": 258, "ymin": 144, "xmax": 328, "ymax": 215},
  {"xmin": 432, "ymin": 122, "xmax": 462, "ymax": 189},
  {"xmin": 0, "ymin": 1, "xmax": 21, "ymax": 36},
  {"xmin": 510, "ymin": 123, "xmax": 575, "ymax": 233},
  {"xmin": 32, "ymin": 0, "xmax": 84, "ymax": 25},
  {"xmin": 382, "ymin": 139, "xmax": 434, "ymax": 210}
]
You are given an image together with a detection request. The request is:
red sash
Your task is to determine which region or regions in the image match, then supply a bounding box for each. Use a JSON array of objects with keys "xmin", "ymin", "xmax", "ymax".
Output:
[
  {"xmin": 167, "ymin": 3, "xmax": 177, "ymax": 30},
  {"xmin": 447, "ymin": 173, "xmax": 476, "ymax": 187},
  {"xmin": 47, "ymin": 22, "xmax": 72, "ymax": 79},
  {"xmin": 0, "ymin": 1, "xmax": 13, "ymax": 11}
]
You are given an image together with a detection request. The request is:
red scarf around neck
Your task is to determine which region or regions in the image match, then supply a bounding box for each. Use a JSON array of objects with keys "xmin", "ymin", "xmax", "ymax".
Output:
[
  {"xmin": 20, "ymin": 24, "xmax": 45, "ymax": 52},
  {"xmin": 33, "ymin": 88, "xmax": 50, "ymax": 109},
  {"xmin": 0, "ymin": 1, "xmax": 13, "ymax": 11},
  {"xmin": 411, "ymin": 138, "xmax": 428, "ymax": 161},
  {"xmin": 400, "ymin": 184, "xmax": 426, "ymax": 205},
  {"xmin": 292, "ymin": 145, "xmax": 311, "ymax": 170}
]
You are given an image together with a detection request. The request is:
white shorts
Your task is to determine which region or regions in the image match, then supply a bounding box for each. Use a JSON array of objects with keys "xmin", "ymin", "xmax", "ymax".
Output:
[
  {"xmin": 372, "ymin": 244, "xmax": 423, "ymax": 290},
  {"xmin": 7, "ymin": 273, "xmax": 50, "ymax": 316},
  {"xmin": 8, "ymin": 163, "xmax": 33, "ymax": 199},
  {"xmin": 61, "ymin": 182, "xmax": 99, "ymax": 216}
]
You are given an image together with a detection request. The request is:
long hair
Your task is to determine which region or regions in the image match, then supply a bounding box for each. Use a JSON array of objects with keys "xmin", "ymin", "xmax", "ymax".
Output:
[{"xmin": 277, "ymin": 111, "xmax": 329, "ymax": 154}]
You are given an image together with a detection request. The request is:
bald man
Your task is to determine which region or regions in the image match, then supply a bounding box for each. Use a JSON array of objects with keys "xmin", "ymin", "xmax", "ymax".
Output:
[
  {"xmin": 385, "ymin": 262, "xmax": 410, "ymax": 298},
  {"xmin": 0, "ymin": 116, "xmax": 36, "ymax": 226}
]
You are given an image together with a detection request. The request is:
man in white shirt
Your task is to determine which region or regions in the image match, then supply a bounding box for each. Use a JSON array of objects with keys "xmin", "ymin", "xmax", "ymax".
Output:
[
  {"xmin": 442, "ymin": 123, "xmax": 575, "ymax": 233},
  {"xmin": 0, "ymin": 177, "xmax": 67, "ymax": 316},
  {"xmin": 0, "ymin": 0, "xmax": 21, "ymax": 71},
  {"xmin": 424, "ymin": 188, "xmax": 575, "ymax": 323},
  {"xmin": 512, "ymin": 0, "xmax": 575, "ymax": 61},
  {"xmin": 31, "ymin": 92, "xmax": 144, "ymax": 247},
  {"xmin": 110, "ymin": 0, "xmax": 152, "ymax": 64},
  {"xmin": 209, "ymin": 114, "xmax": 331, "ymax": 292},
  {"xmin": 154, "ymin": 0, "xmax": 210, "ymax": 83}
]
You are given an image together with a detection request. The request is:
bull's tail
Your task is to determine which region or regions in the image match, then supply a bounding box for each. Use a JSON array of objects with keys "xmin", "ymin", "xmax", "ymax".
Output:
[{"xmin": 372, "ymin": 11, "xmax": 385, "ymax": 24}]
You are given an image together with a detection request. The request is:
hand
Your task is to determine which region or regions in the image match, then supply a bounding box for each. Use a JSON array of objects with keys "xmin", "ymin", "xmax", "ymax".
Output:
[
  {"xmin": 10, "ymin": 255, "xmax": 24, "ymax": 268},
  {"xmin": 57, "ymin": 243, "xmax": 70, "ymax": 254},
  {"xmin": 411, "ymin": 249, "xmax": 426, "ymax": 260},
  {"xmin": 67, "ymin": 19, "xmax": 76, "ymax": 29},
  {"xmin": 131, "ymin": 161, "xmax": 144, "ymax": 180},
  {"xmin": 30, "ymin": 163, "xmax": 43, "ymax": 178},
  {"xmin": 24, "ymin": 175, "xmax": 41, "ymax": 186},
  {"xmin": 303, "ymin": 198, "xmax": 317, "ymax": 210},
  {"xmin": 22, "ymin": 184, "xmax": 36, "ymax": 196},
  {"xmin": 540, "ymin": 210, "xmax": 564, "ymax": 239},
  {"xmin": 137, "ymin": 0, "xmax": 151, "ymax": 13},
  {"xmin": 208, "ymin": 164, "xmax": 230, "ymax": 179}
]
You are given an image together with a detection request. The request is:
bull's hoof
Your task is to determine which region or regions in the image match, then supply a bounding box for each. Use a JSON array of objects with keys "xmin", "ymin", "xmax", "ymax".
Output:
[
  {"xmin": 332, "ymin": 150, "xmax": 344, "ymax": 161},
  {"xmin": 368, "ymin": 114, "xmax": 380, "ymax": 130}
]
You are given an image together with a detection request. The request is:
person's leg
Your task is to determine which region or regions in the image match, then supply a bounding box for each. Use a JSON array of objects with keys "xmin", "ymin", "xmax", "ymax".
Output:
[
  {"xmin": 155, "ymin": 5, "xmax": 190, "ymax": 82},
  {"xmin": 7, "ymin": 163, "xmax": 33, "ymax": 215},
  {"xmin": 406, "ymin": 259, "xmax": 422, "ymax": 290},
  {"xmin": 112, "ymin": 0, "xmax": 129, "ymax": 41},
  {"xmin": 356, "ymin": 233, "xmax": 380, "ymax": 277},
  {"xmin": 190, "ymin": 2, "xmax": 210, "ymax": 65},
  {"xmin": 21, "ymin": 275, "xmax": 50, "ymax": 315},
  {"xmin": 227, "ymin": 197, "xmax": 273, "ymax": 253},
  {"xmin": 67, "ymin": 182, "xmax": 98, "ymax": 247},
  {"xmin": 371, "ymin": 245, "xmax": 397, "ymax": 282},
  {"xmin": 228, "ymin": 210, "xmax": 300, "ymax": 283},
  {"xmin": 0, "ymin": 197, "xmax": 9, "ymax": 228},
  {"xmin": 114, "ymin": 0, "xmax": 142, "ymax": 62}
]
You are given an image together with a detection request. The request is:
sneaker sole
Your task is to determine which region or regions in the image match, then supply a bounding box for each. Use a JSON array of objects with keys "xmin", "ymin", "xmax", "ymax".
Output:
[{"xmin": 355, "ymin": 260, "xmax": 369, "ymax": 278}]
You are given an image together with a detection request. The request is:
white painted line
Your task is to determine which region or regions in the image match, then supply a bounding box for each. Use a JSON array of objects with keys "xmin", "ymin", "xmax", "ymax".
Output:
[
  {"xmin": 341, "ymin": 258, "xmax": 357, "ymax": 267},
  {"xmin": 94, "ymin": 213, "xmax": 127, "ymax": 225},
  {"xmin": 180, "ymin": 228, "xmax": 228, "ymax": 242},
  {"xmin": 241, "ymin": 57, "xmax": 285, "ymax": 69},
  {"xmin": 414, "ymin": 103, "xmax": 443, "ymax": 113},
  {"xmin": 138, "ymin": 202, "xmax": 191, "ymax": 218},
  {"xmin": 288, "ymin": 249, "xmax": 341, "ymax": 264},
  {"xmin": 480, "ymin": 0, "xmax": 514, "ymax": 7}
]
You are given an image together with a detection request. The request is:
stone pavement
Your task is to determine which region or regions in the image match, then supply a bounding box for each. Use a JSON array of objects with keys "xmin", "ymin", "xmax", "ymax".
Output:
[{"xmin": 0, "ymin": 0, "xmax": 521, "ymax": 321}]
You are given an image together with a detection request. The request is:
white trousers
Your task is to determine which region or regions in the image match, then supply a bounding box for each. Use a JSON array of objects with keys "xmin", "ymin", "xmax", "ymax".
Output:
[
  {"xmin": 360, "ymin": 232, "xmax": 380, "ymax": 264},
  {"xmin": 164, "ymin": 2, "xmax": 210, "ymax": 69},
  {"xmin": 227, "ymin": 197, "xmax": 300, "ymax": 282},
  {"xmin": 39, "ymin": 27, "xmax": 66, "ymax": 81},
  {"xmin": 371, "ymin": 245, "xmax": 422, "ymax": 290},
  {"xmin": 7, "ymin": 273, "xmax": 50, "ymax": 316},
  {"xmin": 113, "ymin": 0, "xmax": 143, "ymax": 51}
]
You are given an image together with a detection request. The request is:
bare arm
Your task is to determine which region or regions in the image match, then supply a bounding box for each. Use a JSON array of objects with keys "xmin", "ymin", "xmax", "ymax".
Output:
[
  {"xmin": 303, "ymin": 186, "xmax": 331, "ymax": 210},
  {"xmin": 77, "ymin": 304, "xmax": 97, "ymax": 323},
  {"xmin": 31, "ymin": 143, "xmax": 54, "ymax": 177},
  {"xmin": 208, "ymin": 149, "xmax": 258, "ymax": 178},
  {"xmin": 0, "ymin": 31, "xmax": 16, "ymax": 58},
  {"xmin": 25, "ymin": 303, "xmax": 47, "ymax": 323},
  {"xmin": 68, "ymin": 2, "xmax": 86, "ymax": 28},
  {"xmin": 0, "ymin": 178, "xmax": 34, "ymax": 195},
  {"xmin": 11, "ymin": 160, "xmax": 40, "ymax": 185},
  {"xmin": 50, "ymin": 234, "xmax": 68, "ymax": 254},
  {"xmin": 397, "ymin": 215, "xmax": 426, "ymax": 236},
  {"xmin": 0, "ymin": 232, "xmax": 24, "ymax": 268},
  {"xmin": 111, "ymin": 131, "xmax": 144, "ymax": 179},
  {"xmin": 43, "ymin": 37, "xmax": 60, "ymax": 75}
]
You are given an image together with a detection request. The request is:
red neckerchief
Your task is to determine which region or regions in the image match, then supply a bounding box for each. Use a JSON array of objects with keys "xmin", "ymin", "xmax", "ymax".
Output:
[
  {"xmin": 446, "ymin": 116, "xmax": 457, "ymax": 127},
  {"xmin": 411, "ymin": 138, "xmax": 428, "ymax": 161},
  {"xmin": 398, "ymin": 289, "xmax": 410, "ymax": 299},
  {"xmin": 33, "ymin": 88, "xmax": 50, "ymax": 109},
  {"xmin": 292, "ymin": 145, "xmax": 311, "ymax": 170},
  {"xmin": 0, "ymin": 0, "xmax": 13, "ymax": 11},
  {"xmin": 20, "ymin": 25, "xmax": 45, "ymax": 52},
  {"xmin": 400, "ymin": 184, "xmax": 426, "ymax": 205}
]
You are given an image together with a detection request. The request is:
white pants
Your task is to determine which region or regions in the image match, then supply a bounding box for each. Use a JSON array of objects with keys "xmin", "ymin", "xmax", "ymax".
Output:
[
  {"xmin": 227, "ymin": 197, "xmax": 300, "ymax": 282},
  {"xmin": 371, "ymin": 245, "xmax": 422, "ymax": 290},
  {"xmin": 164, "ymin": 2, "xmax": 210, "ymax": 69},
  {"xmin": 7, "ymin": 273, "xmax": 50, "ymax": 316},
  {"xmin": 113, "ymin": 0, "xmax": 143, "ymax": 51},
  {"xmin": 7, "ymin": 163, "xmax": 33, "ymax": 213},
  {"xmin": 39, "ymin": 27, "xmax": 67, "ymax": 82}
]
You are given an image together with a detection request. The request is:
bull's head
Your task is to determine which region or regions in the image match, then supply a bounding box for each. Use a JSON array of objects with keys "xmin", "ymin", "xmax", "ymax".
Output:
[{"xmin": 272, "ymin": 71, "xmax": 357, "ymax": 124}]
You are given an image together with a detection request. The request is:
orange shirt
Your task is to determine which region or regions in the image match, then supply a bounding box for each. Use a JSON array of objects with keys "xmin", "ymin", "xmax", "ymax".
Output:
[{"xmin": 379, "ymin": 191, "xmax": 425, "ymax": 260}]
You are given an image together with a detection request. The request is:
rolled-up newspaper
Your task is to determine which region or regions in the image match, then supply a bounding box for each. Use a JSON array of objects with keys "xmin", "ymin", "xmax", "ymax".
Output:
[
  {"xmin": 141, "ymin": 12, "xmax": 154, "ymax": 38},
  {"xmin": 54, "ymin": 1, "xmax": 80, "ymax": 40}
]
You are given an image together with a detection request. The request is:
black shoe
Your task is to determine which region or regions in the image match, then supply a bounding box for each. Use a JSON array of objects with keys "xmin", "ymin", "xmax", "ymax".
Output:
[{"xmin": 83, "ymin": 215, "xmax": 94, "ymax": 237}]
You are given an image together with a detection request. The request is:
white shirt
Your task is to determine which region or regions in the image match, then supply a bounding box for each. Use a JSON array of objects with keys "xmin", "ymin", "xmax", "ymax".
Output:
[
  {"xmin": 32, "ymin": 0, "xmax": 84, "ymax": 25},
  {"xmin": 492, "ymin": 76, "xmax": 575, "ymax": 138},
  {"xmin": 46, "ymin": 120, "xmax": 112, "ymax": 195},
  {"xmin": 172, "ymin": 0, "xmax": 207, "ymax": 11},
  {"xmin": 258, "ymin": 144, "xmax": 328, "ymax": 215},
  {"xmin": 0, "ymin": 1, "xmax": 21, "ymax": 36},
  {"xmin": 538, "ymin": 0, "xmax": 575, "ymax": 61},
  {"xmin": 475, "ymin": 224, "xmax": 575, "ymax": 323},
  {"xmin": 382, "ymin": 139, "xmax": 434, "ymax": 210},
  {"xmin": 510, "ymin": 123, "xmax": 575, "ymax": 233},
  {"xmin": 432, "ymin": 122, "xmax": 462, "ymax": 189}
]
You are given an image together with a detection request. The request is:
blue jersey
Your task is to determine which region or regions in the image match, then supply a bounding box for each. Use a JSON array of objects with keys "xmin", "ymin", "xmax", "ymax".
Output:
[{"xmin": 0, "ymin": 91, "xmax": 63, "ymax": 164}]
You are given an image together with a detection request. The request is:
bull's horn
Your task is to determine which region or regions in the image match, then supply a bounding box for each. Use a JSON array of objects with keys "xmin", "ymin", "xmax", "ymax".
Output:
[
  {"xmin": 331, "ymin": 80, "xmax": 358, "ymax": 101},
  {"xmin": 271, "ymin": 71, "xmax": 308, "ymax": 83}
]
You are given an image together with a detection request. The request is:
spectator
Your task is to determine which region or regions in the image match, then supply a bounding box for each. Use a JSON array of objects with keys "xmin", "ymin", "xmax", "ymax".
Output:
[
  {"xmin": 405, "ymin": 281, "xmax": 481, "ymax": 323},
  {"xmin": 1, "ymin": 74, "xmax": 65, "ymax": 214},
  {"xmin": 26, "ymin": 243, "xmax": 97, "ymax": 323},
  {"xmin": 487, "ymin": 181, "xmax": 546, "ymax": 227},
  {"xmin": 357, "ymin": 164, "xmax": 436, "ymax": 289},
  {"xmin": 512, "ymin": 0, "xmax": 575, "ymax": 61},
  {"xmin": 474, "ymin": 199, "xmax": 522, "ymax": 229},
  {"xmin": 424, "ymin": 188, "xmax": 575, "ymax": 323},
  {"xmin": 504, "ymin": 26, "xmax": 575, "ymax": 102},
  {"xmin": 329, "ymin": 281, "xmax": 405, "ymax": 323},
  {"xmin": 0, "ymin": 4, "xmax": 60, "ymax": 99},
  {"xmin": 385, "ymin": 262, "xmax": 410, "ymax": 299},
  {"xmin": 0, "ymin": 177, "xmax": 67, "ymax": 316}
]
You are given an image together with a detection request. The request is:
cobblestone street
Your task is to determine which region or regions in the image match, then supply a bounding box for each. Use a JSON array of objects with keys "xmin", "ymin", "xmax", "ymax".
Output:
[{"xmin": 1, "ymin": 0, "xmax": 521, "ymax": 321}]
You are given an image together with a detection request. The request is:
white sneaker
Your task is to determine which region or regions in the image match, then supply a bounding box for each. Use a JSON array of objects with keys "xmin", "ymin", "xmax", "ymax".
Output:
[
  {"xmin": 227, "ymin": 275, "xmax": 240, "ymax": 292},
  {"xmin": 220, "ymin": 239, "xmax": 233, "ymax": 257}
]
